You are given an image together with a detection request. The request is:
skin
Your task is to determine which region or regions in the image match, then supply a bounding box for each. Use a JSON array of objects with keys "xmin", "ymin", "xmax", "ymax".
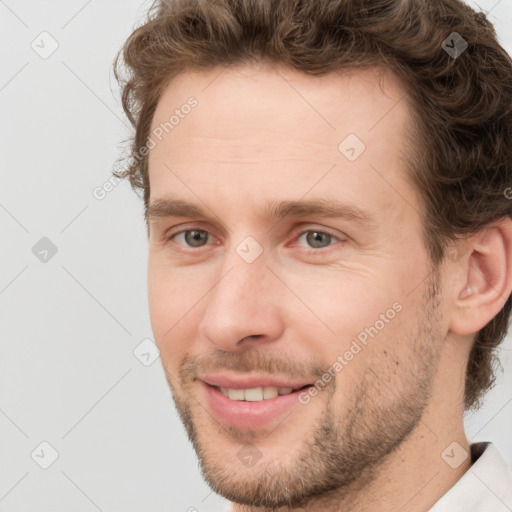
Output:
[{"xmin": 146, "ymin": 63, "xmax": 512, "ymax": 511}]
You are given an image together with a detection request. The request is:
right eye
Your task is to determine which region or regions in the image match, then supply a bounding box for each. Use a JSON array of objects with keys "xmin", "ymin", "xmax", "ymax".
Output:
[{"xmin": 168, "ymin": 229, "xmax": 212, "ymax": 249}]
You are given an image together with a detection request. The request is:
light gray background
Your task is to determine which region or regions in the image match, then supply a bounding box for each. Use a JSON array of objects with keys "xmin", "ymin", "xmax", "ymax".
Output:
[{"xmin": 1, "ymin": 1, "xmax": 511, "ymax": 511}]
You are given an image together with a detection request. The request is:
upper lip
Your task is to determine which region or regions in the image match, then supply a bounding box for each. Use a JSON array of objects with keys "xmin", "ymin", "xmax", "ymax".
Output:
[{"xmin": 200, "ymin": 373, "xmax": 313, "ymax": 390}]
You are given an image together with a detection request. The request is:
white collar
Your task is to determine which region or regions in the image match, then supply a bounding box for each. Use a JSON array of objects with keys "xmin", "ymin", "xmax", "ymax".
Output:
[{"xmin": 429, "ymin": 442, "xmax": 512, "ymax": 511}]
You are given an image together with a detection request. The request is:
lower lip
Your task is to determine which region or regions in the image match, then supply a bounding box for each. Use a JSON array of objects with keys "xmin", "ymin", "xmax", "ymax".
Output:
[{"xmin": 201, "ymin": 381, "xmax": 310, "ymax": 429}]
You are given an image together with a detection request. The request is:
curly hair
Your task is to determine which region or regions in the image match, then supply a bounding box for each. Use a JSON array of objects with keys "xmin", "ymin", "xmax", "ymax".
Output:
[{"xmin": 113, "ymin": 0, "xmax": 512, "ymax": 411}]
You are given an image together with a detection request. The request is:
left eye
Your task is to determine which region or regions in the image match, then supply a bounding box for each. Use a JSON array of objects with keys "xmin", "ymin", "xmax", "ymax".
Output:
[{"xmin": 295, "ymin": 230, "xmax": 338, "ymax": 250}]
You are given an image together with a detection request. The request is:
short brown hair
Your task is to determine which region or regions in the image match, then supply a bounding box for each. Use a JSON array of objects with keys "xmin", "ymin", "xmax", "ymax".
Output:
[{"xmin": 114, "ymin": 0, "xmax": 512, "ymax": 410}]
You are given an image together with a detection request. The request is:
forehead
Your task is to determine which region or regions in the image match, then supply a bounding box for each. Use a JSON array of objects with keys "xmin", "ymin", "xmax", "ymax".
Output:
[
  {"xmin": 150, "ymin": 63, "xmax": 411, "ymax": 141},
  {"xmin": 147, "ymin": 63, "xmax": 418, "ymax": 222}
]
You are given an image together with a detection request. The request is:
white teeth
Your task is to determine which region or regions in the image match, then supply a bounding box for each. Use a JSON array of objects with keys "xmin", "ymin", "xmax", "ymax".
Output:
[
  {"xmin": 244, "ymin": 387, "xmax": 264, "ymax": 401},
  {"xmin": 219, "ymin": 386, "xmax": 299, "ymax": 401},
  {"xmin": 227, "ymin": 388, "xmax": 245, "ymax": 400},
  {"xmin": 263, "ymin": 386, "xmax": 279, "ymax": 399}
]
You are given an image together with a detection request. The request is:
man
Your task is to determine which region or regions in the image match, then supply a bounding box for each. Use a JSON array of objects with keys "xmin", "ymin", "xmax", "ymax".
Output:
[{"xmin": 114, "ymin": 0, "xmax": 512, "ymax": 510}]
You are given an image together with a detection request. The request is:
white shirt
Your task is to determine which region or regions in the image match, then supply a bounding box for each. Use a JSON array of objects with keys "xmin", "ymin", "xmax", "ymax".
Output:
[{"xmin": 430, "ymin": 442, "xmax": 512, "ymax": 511}]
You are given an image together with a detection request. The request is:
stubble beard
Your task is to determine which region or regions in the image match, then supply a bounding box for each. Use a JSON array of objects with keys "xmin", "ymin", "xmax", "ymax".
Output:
[{"xmin": 163, "ymin": 272, "xmax": 444, "ymax": 510}]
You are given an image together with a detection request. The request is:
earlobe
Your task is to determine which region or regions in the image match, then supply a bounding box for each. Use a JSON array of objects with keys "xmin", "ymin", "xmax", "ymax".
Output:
[{"xmin": 450, "ymin": 217, "xmax": 512, "ymax": 336}]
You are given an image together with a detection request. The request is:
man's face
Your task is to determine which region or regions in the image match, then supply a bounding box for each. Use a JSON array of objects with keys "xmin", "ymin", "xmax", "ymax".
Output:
[{"xmin": 147, "ymin": 64, "xmax": 447, "ymax": 508}]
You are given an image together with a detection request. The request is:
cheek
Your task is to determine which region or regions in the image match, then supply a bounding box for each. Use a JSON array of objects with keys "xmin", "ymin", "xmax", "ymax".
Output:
[
  {"xmin": 282, "ymin": 269, "xmax": 400, "ymax": 345},
  {"xmin": 278, "ymin": 265, "xmax": 417, "ymax": 388},
  {"xmin": 148, "ymin": 258, "xmax": 187, "ymax": 347},
  {"xmin": 148, "ymin": 258, "xmax": 170, "ymax": 337},
  {"xmin": 147, "ymin": 257, "xmax": 211, "ymax": 360}
]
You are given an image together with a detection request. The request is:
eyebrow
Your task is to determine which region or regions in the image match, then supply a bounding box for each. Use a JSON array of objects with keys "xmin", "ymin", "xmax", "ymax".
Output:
[{"xmin": 146, "ymin": 197, "xmax": 377, "ymax": 229}]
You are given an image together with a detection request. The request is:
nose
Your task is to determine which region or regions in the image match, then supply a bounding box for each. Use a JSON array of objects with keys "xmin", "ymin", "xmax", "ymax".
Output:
[{"xmin": 197, "ymin": 251, "xmax": 284, "ymax": 351}]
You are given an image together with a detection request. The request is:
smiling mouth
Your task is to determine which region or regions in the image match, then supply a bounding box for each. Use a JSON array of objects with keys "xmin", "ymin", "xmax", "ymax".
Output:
[
  {"xmin": 206, "ymin": 383, "xmax": 312, "ymax": 402},
  {"xmin": 201, "ymin": 380, "xmax": 315, "ymax": 429}
]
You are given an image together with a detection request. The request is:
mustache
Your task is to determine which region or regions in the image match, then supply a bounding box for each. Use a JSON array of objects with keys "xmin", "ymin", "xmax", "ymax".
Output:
[{"xmin": 177, "ymin": 348, "xmax": 328, "ymax": 384}]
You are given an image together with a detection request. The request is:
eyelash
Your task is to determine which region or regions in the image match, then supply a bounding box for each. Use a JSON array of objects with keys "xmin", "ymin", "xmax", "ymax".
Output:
[{"xmin": 166, "ymin": 227, "xmax": 343, "ymax": 254}]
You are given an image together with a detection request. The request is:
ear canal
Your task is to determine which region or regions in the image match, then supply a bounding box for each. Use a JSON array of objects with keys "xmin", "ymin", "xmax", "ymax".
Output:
[{"xmin": 459, "ymin": 285, "xmax": 472, "ymax": 299}]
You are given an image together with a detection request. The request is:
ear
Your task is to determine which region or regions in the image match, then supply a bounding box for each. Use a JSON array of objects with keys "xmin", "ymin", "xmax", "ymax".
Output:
[{"xmin": 449, "ymin": 217, "xmax": 512, "ymax": 335}]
